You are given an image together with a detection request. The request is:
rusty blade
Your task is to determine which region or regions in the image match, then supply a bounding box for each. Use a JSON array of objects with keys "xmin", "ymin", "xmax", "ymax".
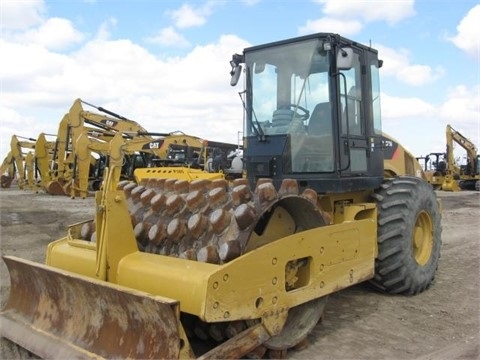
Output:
[{"xmin": 0, "ymin": 255, "xmax": 184, "ymax": 359}]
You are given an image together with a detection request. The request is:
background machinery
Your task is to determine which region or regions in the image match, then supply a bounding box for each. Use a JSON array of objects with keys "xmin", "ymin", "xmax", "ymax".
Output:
[
  {"xmin": 43, "ymin": 99, "xmax": 237, "ymax": 198},
  {"xmin": 29, "ymin": 133, "xmax": 57, "ymax": 192},
  {"xmin": 0, "ymin": 135, "xmax": 37, "ymax": 189},
  {"xmin": 422, "ymin": 152, "xmax": 447, "ymax": 190},
  {"xmin": 134, "ymin": 138, "xmax": 244, "ymax": 183},
  {"xmin": 418, "ymin": 125, "xmax": 480, "ymax": 192},
  {"xmin": 43, "ymin": 98, "xmax": 158, "ymax": 197},
  {"xmin": 1, "ymin": 33, "xmax": 442, "ymax": 359},
  {"xmin": 444, "ymin": 124, "xmax": 479, "ymax": 191},
  {"xmin": 0, "ymin": 98, "xmax": 243, "ymax": 198}
]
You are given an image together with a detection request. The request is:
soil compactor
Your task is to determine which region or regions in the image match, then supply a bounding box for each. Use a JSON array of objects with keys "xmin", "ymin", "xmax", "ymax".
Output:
[{"xmin": 0, "ymin": 33, "xmax": 442, "ymax": 359}]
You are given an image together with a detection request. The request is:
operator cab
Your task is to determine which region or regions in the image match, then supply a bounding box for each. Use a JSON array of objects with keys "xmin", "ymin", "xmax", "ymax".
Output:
[{"xmin": 231, "ymin": 33, "xmax": 384, "ymax": 193}]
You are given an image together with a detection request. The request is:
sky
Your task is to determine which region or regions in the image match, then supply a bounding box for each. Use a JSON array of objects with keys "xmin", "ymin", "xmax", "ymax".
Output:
[{"xmin": 1, "ymin": 0, "xmax": 479, "ymax": 166}]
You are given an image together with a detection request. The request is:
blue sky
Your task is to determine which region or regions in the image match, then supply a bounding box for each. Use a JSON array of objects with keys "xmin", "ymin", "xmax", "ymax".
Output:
[{"xmin": 1, "ymin": 0, "xmax": 479, "ymax": 165}]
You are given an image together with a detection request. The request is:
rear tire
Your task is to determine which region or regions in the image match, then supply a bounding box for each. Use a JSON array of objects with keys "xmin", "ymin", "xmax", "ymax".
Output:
[{"xmin": 371, "ymin": 176, "xmax": 442, "ymax": 295}]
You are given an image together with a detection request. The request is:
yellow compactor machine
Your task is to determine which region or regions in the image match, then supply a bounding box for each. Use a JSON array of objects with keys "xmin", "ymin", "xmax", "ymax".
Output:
[{"xmin": 1, "ymin": 33, "xmax": 442, "ymax": 359}]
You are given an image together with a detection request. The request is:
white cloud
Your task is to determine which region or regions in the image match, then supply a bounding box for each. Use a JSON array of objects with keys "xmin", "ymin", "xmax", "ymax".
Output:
[
  {"xmin": 95, "ymin": 18, "xmax": 117, "ymax": 41},
  {"xmin": 397, "ymin": 65, "xmax": 445, "ymax": 87},
  {"xmin": 300, "ymin": 1, "xmax": 416, "ymax": 42},
  {"xmin": 376, "ymin": 45, "xmax": 445, "ymax": 86},
  {"xmin": 318, "ymin": 0, "xmax": 415, "ymax": 25},
  {"xmin": 301, "ymin": 1, "xmax": 443, "ymax": 90},
  {"xmin": 146, "ymin": 26, "xmax": 190, "ymax": 47},
  {"xmin": 150, "ymin": 1, "xmax": 224, "ymax": 49},
  {"xmin": 447, "ymin": 4, "xmax": 480, "ymax": 59},
  {"xmin": 0, "ymin": 107, "xmax": 45, "ymax": 156},
  {"xmin": 439, "ymin": 85, "xmax": 480, "ymax": 134},
  {"xmin": 1, "ymin": 1, "xmax": 84, "ymax": 51},
  {"xmin": 298, "ymin": 17, "xmax": 363, "ymax": 36},
  {"xmin": 0, "ymin": 1, "xmax": 475, "ymax": 164},
  {"xmin": 381, "ymin": 93, "xmax": 436, "ymax": 119},
  {"xmin": 438, "ymin": 85, "xmax": 480, "ymax": 162},
  {"xmin": 0, "ymin": 0, "xmax": 45, "ymax": 30},
  {"xmin": 170, "ymin": 4, "xmax": 206, "ymax": 28},
  {"xmin": 168, "ymin": 1, "xmax": 222, "ymax": 29},
  {"xmin": 380, "ymin": 93, "xmax": 441, "ymax": 156},
  {"xmin": 380, "ymin": 86, "xmax": 480, "ymax": 156},
  {"xmin": 0, "ymin": 39, "xmax": 69, "ymax": 92},
  {"xmin": 0, "ymin": 28, "xmax": 250, "ymax": 159},
  {"xmin": 13, "ymin": 17, "xmax": 84, "ymax": 50}
]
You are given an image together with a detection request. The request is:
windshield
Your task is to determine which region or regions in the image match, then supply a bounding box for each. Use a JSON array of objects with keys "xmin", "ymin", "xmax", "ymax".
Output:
[{"xmin": 244, "ymin": 38, "xmax": 334, "ymax": 173}]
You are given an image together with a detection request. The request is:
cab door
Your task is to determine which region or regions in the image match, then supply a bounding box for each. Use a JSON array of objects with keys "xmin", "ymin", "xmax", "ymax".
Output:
[{"xmin": 338, "ymin": 49, "xmax": 369, "ymax": 175}]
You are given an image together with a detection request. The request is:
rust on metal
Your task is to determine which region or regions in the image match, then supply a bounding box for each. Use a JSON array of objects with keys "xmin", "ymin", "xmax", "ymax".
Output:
[
  {"xmin": 1, "ymin": 175, "xmax": 13, "ymax": 188},
  {"xmin": 198, "ymin": 323, "xmax": 271, "ymax": 360},
  {"xmin": 0, "ymin": 255, "xmax": 184, "ymax": 359},
  {"xmin": 46, "ymin": 180, "xmax": 67, "ymax": 196}
]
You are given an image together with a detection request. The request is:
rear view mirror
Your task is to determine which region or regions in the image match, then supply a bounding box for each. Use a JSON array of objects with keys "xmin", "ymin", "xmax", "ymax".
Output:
[
  {"xmin": 230, "ymin": 65, "xmax": 242, "ymax": 86},
  {"xmin": 337, "ymin": 47, "xmax": 354, "ymax": 70}
]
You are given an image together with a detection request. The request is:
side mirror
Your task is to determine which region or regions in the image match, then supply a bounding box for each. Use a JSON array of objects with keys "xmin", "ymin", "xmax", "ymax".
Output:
[
  {"xmin": 337, "ymin": 47, "xmax": 354, "ymax": 70},
  {"xmin": 230, "ymin": 65, "xmax": 242, "ymax": 86}
]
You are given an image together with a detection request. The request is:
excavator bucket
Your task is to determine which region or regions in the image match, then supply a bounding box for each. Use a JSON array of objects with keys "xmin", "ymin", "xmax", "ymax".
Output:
[
  {"xmin": 45, "ymin": 179, "xmax": 68, "ymax": 196},
  {"xmin": 0, "ymin": 255, "xmax": 189, "ymax": 359},
  {"xmin": 0, "ymin": 175, "xmax": 13, "ymax": 188}
]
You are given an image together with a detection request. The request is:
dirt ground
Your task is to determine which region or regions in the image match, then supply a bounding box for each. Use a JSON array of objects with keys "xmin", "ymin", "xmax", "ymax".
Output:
[{"xmin": 0, "ymin": 187, "xmax": 478, "ymax": 359}]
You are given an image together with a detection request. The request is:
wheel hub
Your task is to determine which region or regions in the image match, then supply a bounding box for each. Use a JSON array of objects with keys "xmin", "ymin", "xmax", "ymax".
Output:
[{"xmin": 412, "ymin": 210, "xmax": 433, "ymax": 266}]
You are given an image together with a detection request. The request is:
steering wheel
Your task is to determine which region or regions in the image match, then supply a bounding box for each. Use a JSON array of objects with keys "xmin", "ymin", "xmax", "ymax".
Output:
[{"xmin": 279, "ymin": 104, "xmax": 310, "ymax": 121}]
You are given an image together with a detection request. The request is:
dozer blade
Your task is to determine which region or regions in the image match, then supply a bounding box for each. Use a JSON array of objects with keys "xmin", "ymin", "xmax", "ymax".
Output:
[{"xmin": 0, "ymin": 255, "xmax": 186, "ymax": 359}]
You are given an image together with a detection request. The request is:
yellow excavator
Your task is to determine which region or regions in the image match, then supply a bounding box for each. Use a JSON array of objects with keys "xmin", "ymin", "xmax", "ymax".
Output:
[
  {"xmin": 0, "ymin": 152, "xmax": 16, "ymax": 188},
  {"xmin": 72, "ymin": 130, "xmax": 211, "ymax": 198},
  {"xmin": 0, "ymin": 135, "xmax": 37, "ymax": 189},
  {"xmin": 44, "ymin": 99, "xmax": 154, "ymax": 197},
  {"xmin": 442, "ymin": 124, "xmax": 479, "ymax": 191},
  {"xmin": 1, "ymin": 33, "xmax": 442, "ymax": 359},
  {"xmin": 30, "ymin": 133, "xmax": 57, "ymax": 191},
  {"xmin": 72, "ymin": 101, "xmax": 244, "ymax": 193},
  {"xmin": 45, "ymin": 99, "xmax": 234, "ymax": 198}
]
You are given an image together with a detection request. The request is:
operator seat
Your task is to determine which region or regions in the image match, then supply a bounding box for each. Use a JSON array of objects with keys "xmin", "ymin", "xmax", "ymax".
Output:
[
  {"xmin": 308, "ymin": 102, "xmax": 331, "ymax": 135},
  {"xmin": 290, "ymin": 101, "xmax": 334, "ymax": 173}
]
